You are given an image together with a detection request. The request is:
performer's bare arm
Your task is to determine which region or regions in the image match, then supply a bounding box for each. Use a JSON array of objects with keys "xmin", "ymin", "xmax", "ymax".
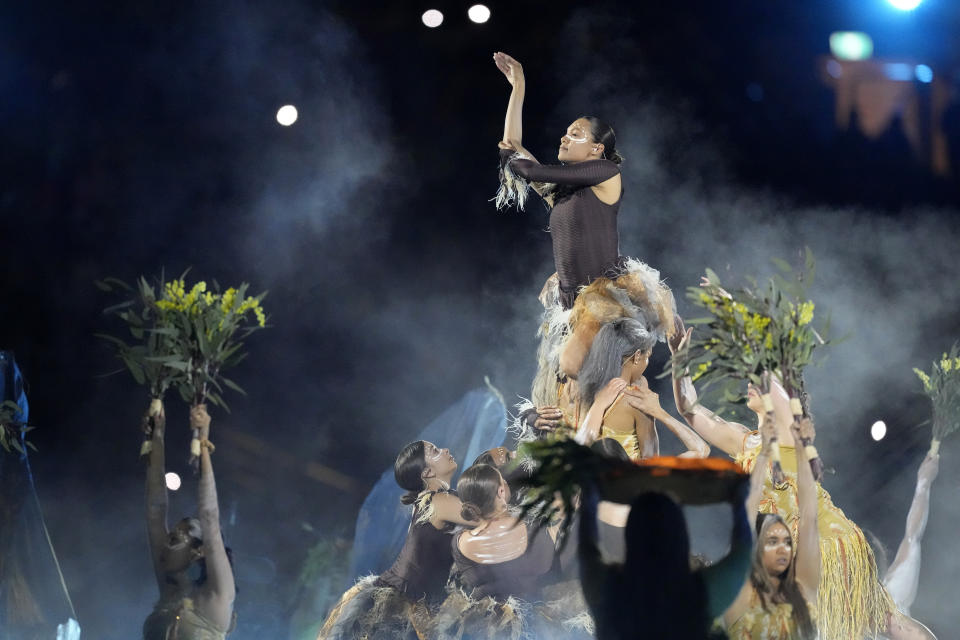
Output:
[
  {"xmin": 884, "ymin": 453, "xmax": 939, "ymax": 612},
  {"xmin": 494, "ymin": 51, "xmax": 550, "ymax": 199},
  {"xmin": 668, "ymin": 321, "xmax": 750, "ymax": 457},
  {"xmin": 430, "ymin": 492, "xmax": 480, "ymax": 528},
  {"xmin": 145, "ymin": 400, "xmax": 169, "ymax": 590},
  {"xmin": 191, "ymin": 405, "xmax": 236, "ymax": 630},
  {"xmin": 792, "ymin": 419, "xmax": 820, "ymax": 602}
]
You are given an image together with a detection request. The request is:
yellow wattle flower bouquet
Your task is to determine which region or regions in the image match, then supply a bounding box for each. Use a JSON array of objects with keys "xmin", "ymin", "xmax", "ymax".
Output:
[
  {"xmin": 98, "ymin": 273, "xmax": 268, "ymax": 461},
  {"xmin": 913, "ymin": 342, "xmax": 960, "ymax": 455},
  {"xmin": 671, "ymin": 250, "xmax": 829, "ymax": 483}
]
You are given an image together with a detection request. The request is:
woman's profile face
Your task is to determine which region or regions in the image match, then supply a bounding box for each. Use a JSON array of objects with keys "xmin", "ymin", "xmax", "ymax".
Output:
[
  {"xmin": 423, "ymin": 440, "xmax": 458, "ymax": 477},
  {"xmin": 558, "ymin": 118, "xmax": 599, "ymax": 163}
]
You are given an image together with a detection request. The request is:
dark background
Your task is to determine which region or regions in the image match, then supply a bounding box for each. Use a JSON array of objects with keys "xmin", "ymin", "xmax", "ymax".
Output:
[{"xmin": 2, "ymin": 1, "xmax": 959, "ymax": 637}]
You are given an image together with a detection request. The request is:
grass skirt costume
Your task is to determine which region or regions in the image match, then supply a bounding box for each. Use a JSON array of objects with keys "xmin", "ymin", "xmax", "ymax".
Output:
[
  {"xmin": 514, "ymin": 259, "xmax": 676, "ymax": 445},
  {"xmin": 432, "ymin": 518, "xmax": 594, "ymax": 640},
  {"xmin": 737, "ymin": 442, "xmax": 896, "ymax": 640},
  {"xmin": 318, "ymin": 491, "xmax": 456, "ymax": 640}
]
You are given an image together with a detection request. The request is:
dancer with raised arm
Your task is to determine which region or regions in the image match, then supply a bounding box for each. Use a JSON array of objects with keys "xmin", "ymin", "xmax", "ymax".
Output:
[
  {"xmin": 724, "ymin": 418, "xmax": 819, "ymax": 639},
  {"xmin": 884, "ymin": 452, "xmax": 939, "ymax": 616},
  {"xmin": 669, "ymin": 328, "xmax": 935, "ymax": 640},
  {"xmin": 493, "ymin": 52, "xmax": 679, "ymax": 424},
  {"xmin": 143, "ymin": 404, "xmax": 236, "ymax": 640}
]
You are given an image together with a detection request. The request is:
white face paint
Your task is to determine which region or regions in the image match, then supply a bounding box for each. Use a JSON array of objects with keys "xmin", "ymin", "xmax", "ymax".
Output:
[
  {"xmin": 559, "ymin": 119, "xmax": 598, "ymax": 163},
  {"xmin": 763, "ymin": 539, "xmax": 792, "ymax": 553}
]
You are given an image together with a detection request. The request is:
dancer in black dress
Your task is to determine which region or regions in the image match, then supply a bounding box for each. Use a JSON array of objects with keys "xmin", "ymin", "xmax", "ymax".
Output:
[{"xmin": 318, "ymin": 441, "xmax": 474, "ymax": 640}]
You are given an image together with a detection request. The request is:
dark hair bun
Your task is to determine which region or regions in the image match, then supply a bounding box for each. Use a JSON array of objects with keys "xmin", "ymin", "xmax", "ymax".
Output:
[
  {"xmin": 461, "ymin": 502, "xmax": 483, "ymax": 522},
  {"xmin": 607, "ymin": 149, "xmax": 625, "ymax": 165},
  {"xmin": 401, "ymin": 490, "xmax": 420, "ymax": 506}
]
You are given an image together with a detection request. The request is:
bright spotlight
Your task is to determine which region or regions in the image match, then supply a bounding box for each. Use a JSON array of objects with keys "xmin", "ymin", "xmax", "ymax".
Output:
[
  {"xmin": 165, "ymin": 472, "xmax": 182, "ymax": 491},
  {"xmin": 888, "ymin": 0, "xmax": 923, "ymax": 9},
  {"xmin": 276, "ymin": 105, "xmax": 298, "ymax": 126},
  {"xmin": 915, "ymin": 64, "xmax": 933, "ymax": 83},
  {"xmin": 468, "ymin": 4, "xmax": 491, "ymax": 23},
  {"xmin": 870, "ymin": 420, "xmax": 887, "ymax": 441},
  {"xmin": 829, "ymin": 32, "xmax": 873, "ymax": 61},
  {"xmin": 422, "ymin": 9, "xmax": 444, "ymax": 28}
]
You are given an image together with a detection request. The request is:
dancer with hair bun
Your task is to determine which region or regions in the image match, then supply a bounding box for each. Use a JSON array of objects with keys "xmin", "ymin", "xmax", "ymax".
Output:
[
  {"xmin": 318, "ymin": 441, "xmax": 473, "ymax": 640},
  {"xmin": 433, "ymin": 463, "xmax": 591, "ymax": 639}
]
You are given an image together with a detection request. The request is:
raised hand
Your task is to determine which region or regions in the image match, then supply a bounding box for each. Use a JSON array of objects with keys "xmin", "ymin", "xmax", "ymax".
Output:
[
  {"xmin": 493, "ymin": 51, "xmax": 524, "ymax": 87},
  {"xmin": 668, "ymin": 317, "xmax": 693, "ymax": 356},
  {"xmin": 190, "ymin": 403, "xmax": 211, "ymax": 441}
]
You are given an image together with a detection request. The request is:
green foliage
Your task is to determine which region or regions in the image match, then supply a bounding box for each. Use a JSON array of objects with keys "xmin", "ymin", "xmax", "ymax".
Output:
[
  {"xmin": 913, "ymin": 343, "xmax": 960, "ymax": 442},
  {"xmin": 0, "ymin": 400, "xmax": 36, "ymax": 455},
  {"xmin": 671, "ymin": 249, "xmax": 829, "ymax": 400},
  {"xmin": 98, "ymin": 273, "xmax": 268, "ymax": 411}
]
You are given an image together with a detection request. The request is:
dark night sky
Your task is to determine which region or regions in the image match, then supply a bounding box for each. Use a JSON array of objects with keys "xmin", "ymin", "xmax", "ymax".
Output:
[{"xmin": 2, "ymin": 1, "xmax": 960, "ymax": 638}]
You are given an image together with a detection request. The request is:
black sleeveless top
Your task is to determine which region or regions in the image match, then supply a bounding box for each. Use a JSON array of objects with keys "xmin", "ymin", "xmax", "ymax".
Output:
[
  {"xmin": 451, "ymin": 522, "xmax": 557, "ymax": 601},
  {"xmin": 376, "ymin": 490, "xmax": 455, "ymax": 603},
  {"xmin": 503, "ymin": 150, "xmax": 622, "ymax": 309}
]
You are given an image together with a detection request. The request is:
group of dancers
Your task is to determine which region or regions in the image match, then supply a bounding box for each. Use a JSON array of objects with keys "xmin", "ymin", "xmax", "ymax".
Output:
[{"xmin": 140, "ymin": 52, "xmax": 942, "ymax": 640}]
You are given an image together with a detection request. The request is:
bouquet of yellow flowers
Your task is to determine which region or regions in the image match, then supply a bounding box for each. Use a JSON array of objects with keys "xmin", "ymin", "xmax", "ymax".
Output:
[
  {"xmin": 672, "ymin": 250, "xmax": 828, "ymax": 483},
  {"xmin": 98, "ymin": 273, "xmax": 268, "ymax": 462},
  {"xmin": 913, "ymin": 343, "xmax": 960, "ymax": 456}
]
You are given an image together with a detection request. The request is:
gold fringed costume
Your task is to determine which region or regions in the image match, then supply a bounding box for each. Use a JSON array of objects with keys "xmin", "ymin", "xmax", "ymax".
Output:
[
  {"xmin": 737, "ymin": 443, "xmax": 896, "ymax": 640},
  {"xmin": 726, "ymin": 588, "xmax": 807, "ymax": 640}
]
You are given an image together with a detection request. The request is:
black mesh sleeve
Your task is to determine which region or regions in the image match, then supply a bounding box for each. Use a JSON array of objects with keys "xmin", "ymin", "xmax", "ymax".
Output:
[{"xmin": 509, "ymin": 157, "xmax": 619, "ymax": 187}]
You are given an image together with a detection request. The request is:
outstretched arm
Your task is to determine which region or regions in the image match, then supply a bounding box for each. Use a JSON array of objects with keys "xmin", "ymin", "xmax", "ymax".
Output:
[
  {"xmin": 144, "ymin": 399, "xmax": 169, "ymax": 590},
  {"xmin": 508, "ymin": 156, "xmax": 619, "ymax": 187},
  {"xmin": 430, "ymin": 492, "xmax": 480, "ymax": 527},
  {"xmin": 494, "ymin": 52, "xmax": 527, "ymax": 154},
  {"xmin": 791, "ymin": 420, "xmax": 820, "ymax": 602},
  {"xmin": 191, "ymin": 405, "xmax": 236, "ymax": 630},
  {"xmin": 884, "ymin": 453, "xmax": 939, "ymax": 611}
]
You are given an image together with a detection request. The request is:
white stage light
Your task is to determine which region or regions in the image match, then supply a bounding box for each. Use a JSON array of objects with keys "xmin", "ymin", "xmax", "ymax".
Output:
[
  {"xmin": 829, "ymin": 32, "xmax": 873, "ymax": 61},
  {"xmin": 276, "ymin": 105, "xmax": 298, "ymax": 126},
  {"xmin": 468, "ymin": 4, "xmax": 491, "ymax": 24},
  {"xmin": 165, "ymin": 472, "xmax": 182, "ymax": 491},
  {"xmin": 887, "ymin": 0, "xmax": 923, "ymax": 10},
  {"xmin": 870, "ymin": 420, "xmax": 887, "ymax": 441},
  {"xmin": 915, "ymin": 64, "xmax": 933, "ymax": 83},
  {"xmin": 422, "ymin": 9, "xmax": 444, "ymax": 28}
]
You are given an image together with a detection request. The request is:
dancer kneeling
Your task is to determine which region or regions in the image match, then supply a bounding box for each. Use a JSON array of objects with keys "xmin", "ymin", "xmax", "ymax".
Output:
[
  {"xmin": 434, "ymin": 463, "xmax": 585, "ymax": 640},
  {"xmin": 318, "ymin": 441, "xmax": 473, "ymax": 640}
]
